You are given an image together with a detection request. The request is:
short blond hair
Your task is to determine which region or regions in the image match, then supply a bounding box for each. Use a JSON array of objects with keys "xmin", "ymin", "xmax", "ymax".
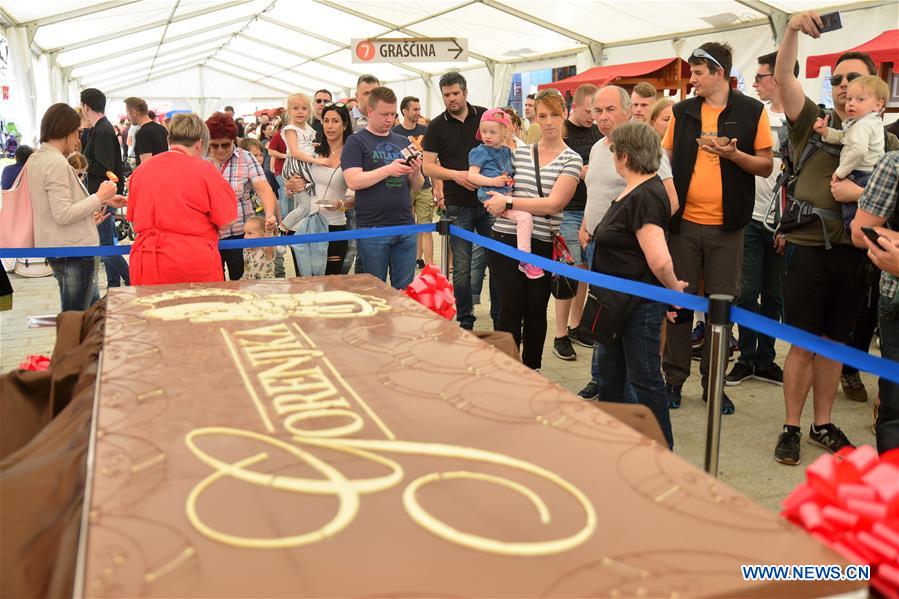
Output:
[
  {"xmin": 632, "ymin": 82, "xmax": 657, "ymax": 100},
  {"xmin": 573, "ymin": 84, "xmax": 597, "ymax": 104},
  {"xmin": 649, "ymin": 97, "xmax": 675, "ymax": 124},
  {"xmin": 167, "ymin": 113, "xmax": 209, "ymax": 150},
  {"xmin": 848, "ymin": 75, "xmax": 889, "ymax": 104}
]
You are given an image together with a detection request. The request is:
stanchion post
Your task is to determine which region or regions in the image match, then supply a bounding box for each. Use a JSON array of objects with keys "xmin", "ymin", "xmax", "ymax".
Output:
[
  {"xmin": 704, "ymin": 294, "xmax": 733, "ymax": 478},
  {"xmin": 437, "ymin": 217, "xmax": 452, "ymax": 278}
]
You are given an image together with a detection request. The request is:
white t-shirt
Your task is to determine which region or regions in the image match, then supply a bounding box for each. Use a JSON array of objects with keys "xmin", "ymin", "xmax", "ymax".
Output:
[
  {"xmin": 493, "ymin": 145, "xmax": 582, "ymax": 243},
  {"xmin": 283, "ymin": 122, "xmax": 316, "ymax": 157},
  {"xmin": 583, "ymin": 137, "xmax": 672, "ymax": 235},
  {"xmin": 752, "ymin": 106, "xmax": 785, "ymax": 223},
  {"xmin": 309, "ymin": 163, "xmax": 348, "ymax": 226}
]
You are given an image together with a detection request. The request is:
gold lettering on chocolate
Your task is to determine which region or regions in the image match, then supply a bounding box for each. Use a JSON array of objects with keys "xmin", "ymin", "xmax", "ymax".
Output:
[
  {"xmin": 143, "ymin": 547, "xmax": 196, "ymax": 584},
  {"xmin": 136, "ymin": 289, "xmax": 389, "ymax": 323},
  {"xmin": 187, "ymin": 319, "xmax": 597, "ymax": 556}
]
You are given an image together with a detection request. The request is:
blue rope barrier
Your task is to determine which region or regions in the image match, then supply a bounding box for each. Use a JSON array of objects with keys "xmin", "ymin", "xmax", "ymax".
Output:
[
  {"xmin": 450, "ymin": 225, "xmax": 899, "ymax": 384},
  {"xmin": 0, "ymin": 223, "xmax": 437, "ymax": 258},
  {"xmin": 3, "ymin": 220, "xmax": 897, "ymax": 383}
]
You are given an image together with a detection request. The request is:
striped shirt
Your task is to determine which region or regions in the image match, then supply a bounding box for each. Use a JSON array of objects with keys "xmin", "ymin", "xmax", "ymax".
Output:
[
  {"xmin": 207, "ymin": 147, "xmax": 266, "ymax": 238},
  {"xmin": 493, "ymin": 145, "xmax": 582, "ymax": 242}
]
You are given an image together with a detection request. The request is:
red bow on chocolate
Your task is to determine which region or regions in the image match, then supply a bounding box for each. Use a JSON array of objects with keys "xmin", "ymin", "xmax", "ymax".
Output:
[
  {"xmin": 18, "ymin": 354, "xmax": 50, "ymax": 371},
  {"xmin": 403, "ymin": 264, "xmax": 456, "ymax": 320},
  {"xmin": 782, "ymin": 446, "xmax": 899, "ymax": 597}
]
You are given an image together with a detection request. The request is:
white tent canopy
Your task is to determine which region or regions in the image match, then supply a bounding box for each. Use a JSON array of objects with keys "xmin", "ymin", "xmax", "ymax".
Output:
[{"xmin": 1, "ymin": 0, "xmax": 896, "ymax": 144}]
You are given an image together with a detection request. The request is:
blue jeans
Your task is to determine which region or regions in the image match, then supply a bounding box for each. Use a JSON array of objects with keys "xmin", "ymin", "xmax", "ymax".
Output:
[
  {"xmin": 97, "ymin": 210, "xmax": 130, "ymax": 287},
  {"xmin": 356, "ymin": 231, "xmax": 416, "ymax": 289},
  {"xmin": 877, "ymin": 295, "xmax": 899, "ymax": 454},
  {"xmin": 559, "ymin": 210, "xmax": 585, "ymax": 264},
  {"xmin": 593, "ymin": 301, "xmax": 673, "ymax": 448},
  {"xmin": 48, "ymin": 257, "xmax": 100, "ymax": 312},
  {"xmin": 736, "ymin": 220, "xmax": 783, "ymax": 368},
  {"xmin": 276, "ymin": 175, "xmax": 292, "ymax": 223},
  {"xmin": 447, "ymin": 204, "xmax": 497, "ymax": 330}
]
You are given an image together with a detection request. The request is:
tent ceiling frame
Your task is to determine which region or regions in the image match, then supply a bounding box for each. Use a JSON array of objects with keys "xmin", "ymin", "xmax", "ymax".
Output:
[
  {"xmin": 21, "ymin": 1, "xmax": 140, "ymax": 28},
  {"xmin": 202, "ymin": 63, "xmax": 297, "ymax": 96},
  {"xmin": 88, "ymin": 55, "xmax": 209, "ymax": 90},
  {"xmin": 734, "ymin": 0, "xmax": 789, "ymax": 41},
  {"xmin": 203, "ymin": 0, "xmax": 278, "ymax": 69},
  {"xmin": 145, "ymin": 0, "xmax": 182, "ymax": 78},
  {"xmin": 62, "ymin": 14, "xmax": 252, "ymax": 70},
  {"xmin": 104, "ymin": 63, "xmax": 201, "ymax": 94},
  {"xmin": 73, "ymin": 38, "xmax": 227, "ymax": 77},
  {"xmin": 209, "ymin": 56, "xmax": 316, "ymax": 95},
  {"xmin": 478, "ymin": 0, "xmax": 599, "ymax": 54},
  {"xmin": 220, "ymin": 50, "xmax": 350, "ymax": 92},
  {"xmin": 44, "ymin": 0, "xmax": 251, "ymax": 53},
  {"xmin": 80, "ymin": 46, "xmax": 219, "ymax": 83}
]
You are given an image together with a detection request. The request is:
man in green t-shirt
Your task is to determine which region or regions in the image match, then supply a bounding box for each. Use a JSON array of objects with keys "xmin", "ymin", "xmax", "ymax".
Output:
[{"xmin": 772, "ymin": 11, "xmax": 890, "ymax": 466}]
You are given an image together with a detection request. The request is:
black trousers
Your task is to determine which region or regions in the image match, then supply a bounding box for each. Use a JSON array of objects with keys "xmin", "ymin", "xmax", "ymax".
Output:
[
  {"xmin": 220, "ymin": 234, "xmax": 244, "ymax": 280},
  {"xmin": 326, "ymin": 224, "xmax": 348, "ymax": 275},
  {"xmin": 487, "ymin": 231, "xmax": 552, "ymax": 369},
  {"xmin": 843, "ymin": 261, "xmax": 880, "ymax": 376}
]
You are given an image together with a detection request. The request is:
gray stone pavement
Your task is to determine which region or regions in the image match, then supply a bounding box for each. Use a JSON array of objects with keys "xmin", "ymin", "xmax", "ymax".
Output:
[{"xmin": 0, "ymin": 244, "xmax": 879, "ymax": 514}]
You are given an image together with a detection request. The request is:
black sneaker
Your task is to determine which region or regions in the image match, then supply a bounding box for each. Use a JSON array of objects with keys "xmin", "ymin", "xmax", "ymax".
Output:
[
  {"xmin": 578, "ymin": 380, "xmax": 599, "ymax": 400},
  {"xmin": 552, "ymin": 336, "xmax": 576, "ymax": 361},
  {"xmin": 725, "ymin": 362, "xmax": 754, "ymax": 386},
  {"xmin": 567, "ymin": 326, "xmax": 593, "ymax": 348},
  {"xmin": 754, "ymin": 363, "xmax": 784, "ymax": 386},
  {"xmin": 808, "ymin": 423, "xmax": 854, "ymax": 454},
  {"xmin": 416, "ymin": 258, "xmax": 426, "ymax": 270},
  {"xmin": 774, "ymin": 425, "xmax": 802, "ymax": 465},
  {"xmin": 702, "ymin": 387, "xmax": 735, "ymax": 414},
  {"xmin": 666, "ymin": 383, "xmax": 682, "ymax": 409}
]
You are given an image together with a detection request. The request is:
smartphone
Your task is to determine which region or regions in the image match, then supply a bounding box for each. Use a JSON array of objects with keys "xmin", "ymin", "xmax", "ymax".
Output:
[
  {"xmin": 861, "ymin": 226, "xmax": 883, "ymax": 247},
  {"xmin": 818, "ymin": 11, "xmax": 842, "ymax": 33}
]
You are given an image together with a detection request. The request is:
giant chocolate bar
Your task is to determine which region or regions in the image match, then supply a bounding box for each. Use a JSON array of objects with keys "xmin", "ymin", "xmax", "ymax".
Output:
[{"xmin": 78, "ymin": 275, "xmax": 861, "ymax": 597}]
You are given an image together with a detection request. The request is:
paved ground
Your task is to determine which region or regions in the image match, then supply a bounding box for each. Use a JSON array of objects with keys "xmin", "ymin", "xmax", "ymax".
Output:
[{"xmin": 1, "ymin": 242, "xmax": 878, "ymax": 514}]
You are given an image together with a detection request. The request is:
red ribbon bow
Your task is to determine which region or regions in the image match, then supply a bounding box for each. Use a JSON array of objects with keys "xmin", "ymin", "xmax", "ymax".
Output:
[
  {"xmin": 782, "ymin": 446, "xmax": 899, "ymax": 596},
  {"xmin": 18, "ymin": 354, "xmax": 50, "ymax": 371},
  {"xmin": 403, "ymin": 264, "xmax": 456, "ymax": 320}
]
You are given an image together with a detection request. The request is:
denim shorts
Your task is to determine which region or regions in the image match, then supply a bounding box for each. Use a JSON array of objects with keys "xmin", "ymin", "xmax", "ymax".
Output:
[{"xmin": 559, "ymin": 210, "xmax": 586, "ymax": 264}]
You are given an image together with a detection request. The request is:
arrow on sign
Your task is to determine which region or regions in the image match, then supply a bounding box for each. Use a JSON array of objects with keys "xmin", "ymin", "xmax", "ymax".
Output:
[{"xmin": 449, "ymin": 39, "xmax": 464, "ymax": 60}]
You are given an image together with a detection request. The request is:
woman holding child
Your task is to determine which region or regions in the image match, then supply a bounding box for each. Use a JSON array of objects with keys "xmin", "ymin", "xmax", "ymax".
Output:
[
  {"xmin": 127, "ymin": 113, "xmax": 237, "ymax": 285},
  {"xmin": 483, "ymin": 89, "xmax": 582, "ymax": 370}
]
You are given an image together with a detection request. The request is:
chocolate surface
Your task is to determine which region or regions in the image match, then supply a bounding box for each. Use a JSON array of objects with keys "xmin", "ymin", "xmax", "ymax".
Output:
[{"xmin": 81, "ymin": 275, "xmax": 861, "ymax": 597}]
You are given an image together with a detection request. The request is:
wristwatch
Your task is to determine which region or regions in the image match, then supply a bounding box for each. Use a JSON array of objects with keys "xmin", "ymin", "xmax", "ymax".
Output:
[{"xmin": 505, "ymin": 198, "xmax": 513, "ymax": 211}]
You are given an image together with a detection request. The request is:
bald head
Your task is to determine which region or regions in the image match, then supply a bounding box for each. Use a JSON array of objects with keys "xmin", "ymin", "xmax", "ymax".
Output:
[{"xmin": 592, "ymin": 86, "xmax": 632, "ymax": 136}]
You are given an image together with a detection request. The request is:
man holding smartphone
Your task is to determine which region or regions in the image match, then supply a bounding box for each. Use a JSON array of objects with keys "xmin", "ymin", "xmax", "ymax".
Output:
[
  {"xmin": 851, "ymin": 151, "xmax": 899, "ymax": 454},
  {"xmin": 772, "ymin": 11, "xmax": 897, "ymax": 465}
]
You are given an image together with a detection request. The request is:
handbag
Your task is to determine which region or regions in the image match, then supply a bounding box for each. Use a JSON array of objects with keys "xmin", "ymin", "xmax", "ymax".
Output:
[
  {"xmin": 0, "ymin": 164, "xmax": 34, "ymax": 248},
  {"xmin": 577, "ymin": 284, "xmax": 641, "ymax": 346},
  {"xmin": 530, "ymin": 144, "xmax": 579, "ymax": 299}
]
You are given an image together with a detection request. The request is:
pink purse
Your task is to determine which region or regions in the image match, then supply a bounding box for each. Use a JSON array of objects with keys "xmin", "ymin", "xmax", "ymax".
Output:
[{"xmin": 0, "ymin": 164, "xmax": 34, "ymax": 248}]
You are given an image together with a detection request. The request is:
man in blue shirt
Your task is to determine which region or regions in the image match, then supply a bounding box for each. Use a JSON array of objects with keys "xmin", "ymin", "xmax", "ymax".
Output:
[
  {"xmin": 342, "ymin": 86, "xmax": 424, "ymax": 289},
  {"xmin": 1, "ymin": 145, "xmax": 32, "ymax": 190}
]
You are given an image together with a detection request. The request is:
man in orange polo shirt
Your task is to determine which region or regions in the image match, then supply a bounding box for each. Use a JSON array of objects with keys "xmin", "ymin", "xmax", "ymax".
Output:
[{"xmin": 661, "ymin": 42, "xmax": 774, "ymax": 414}]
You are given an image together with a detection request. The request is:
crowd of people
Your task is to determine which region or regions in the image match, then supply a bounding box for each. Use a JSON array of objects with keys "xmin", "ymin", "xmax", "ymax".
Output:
[{"xmin": 8, "ymin": 10, "xmax": 898, "ymax": 458}]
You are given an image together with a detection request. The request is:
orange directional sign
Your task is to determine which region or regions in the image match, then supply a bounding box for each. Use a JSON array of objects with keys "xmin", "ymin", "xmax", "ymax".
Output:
[{"xmin": 351, "ymin": 38, "xmax": 468, "ymax": 64}]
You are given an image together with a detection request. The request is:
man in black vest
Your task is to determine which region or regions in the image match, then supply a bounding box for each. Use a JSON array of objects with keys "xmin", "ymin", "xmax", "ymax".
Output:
[{"xmin": 661, "ymin": 42, "xmax": 773, "ymax": 415}]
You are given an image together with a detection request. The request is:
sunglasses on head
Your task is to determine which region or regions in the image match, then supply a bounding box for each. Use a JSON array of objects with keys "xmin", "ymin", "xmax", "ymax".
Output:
[
  {"xmin": 535, "ymin": 88, "xmax": 562, "ymax": 100},
  {"xmin": 829, "ymin": 72, "xmax": 862, "ymax": 86},
  {"xmin": 323, "ymin": 102, "xmax": 346, "ymax": 108},
  {"xmin": 208, "ymin": 141, "xmax": 233, "ymax": 150},
  {"xmin": 692, "ymin": 48, "xmax": 724, "ymax": 72}
]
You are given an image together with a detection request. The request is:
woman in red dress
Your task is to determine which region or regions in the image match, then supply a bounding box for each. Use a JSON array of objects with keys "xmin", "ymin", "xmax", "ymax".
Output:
[{"xmin": 127, "ymin": 113, "xmax": 237, "ymax": 285}]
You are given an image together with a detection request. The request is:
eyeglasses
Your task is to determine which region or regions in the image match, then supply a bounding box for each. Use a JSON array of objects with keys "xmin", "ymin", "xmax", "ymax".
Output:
[
  {"xmin": 314, "ymin": 98, "xmax": 330, "ymax": 103},
  {"xmin": 829, "ymin": 72, "xmax": 862, "ymax": 86},
  {"xmin": 208, "ymin": 141, "xmax": 233, "ymax": 150},
  {"xmin": 754, "ymin": 73, "xmax": 774, "ymax": 84},
  {"xmin": 692, "ymin": 48, "xmax": 724, "ymax": 73}
]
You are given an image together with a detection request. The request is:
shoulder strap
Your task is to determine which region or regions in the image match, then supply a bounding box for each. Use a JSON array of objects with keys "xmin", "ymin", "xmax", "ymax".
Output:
[{"xmin": 531, "ymin": 144, "xmax": 544, "ymax": 198}]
